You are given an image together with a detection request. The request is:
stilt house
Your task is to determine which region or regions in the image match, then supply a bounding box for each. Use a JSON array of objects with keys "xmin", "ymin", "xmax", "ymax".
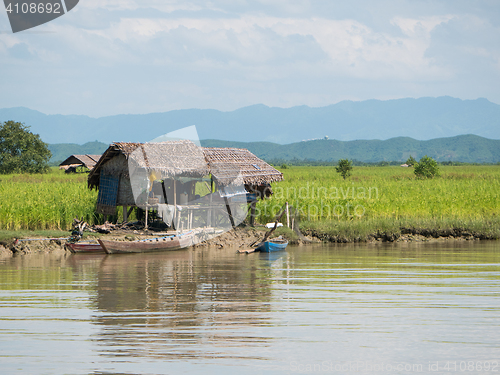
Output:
[{"xmin": 87, "ymin": 141, "xmax": 283, "ymax": 226}]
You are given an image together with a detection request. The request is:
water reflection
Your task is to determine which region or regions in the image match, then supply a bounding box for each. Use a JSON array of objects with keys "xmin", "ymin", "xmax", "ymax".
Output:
[
  {"xmin": 1, "ymin": 241, "xmax": 499, "ymax": 374},
  {"xmin": 91, "ymin": 250, "xmax": 277, "ymax": 361}
]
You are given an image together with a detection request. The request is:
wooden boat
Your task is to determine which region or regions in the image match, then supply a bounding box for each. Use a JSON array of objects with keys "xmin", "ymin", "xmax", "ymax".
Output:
[
  {"xmin": 256, "ymin": 237, "xmax": 288, "ymax": 253},
  {"xmin": 98, "ymin": 230, "xmax": 194, "ymax": 254},
  {"xmin": 66, "ymin": 242, "xmax": 104, "ymax": 253}
]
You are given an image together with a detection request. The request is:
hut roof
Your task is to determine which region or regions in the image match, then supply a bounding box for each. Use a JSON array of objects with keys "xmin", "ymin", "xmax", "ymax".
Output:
[
  {"xmin": 59, "ymin": 154, "xmax": 101, "ymax": 170},
  {"xmin": 88, "ymin": 141, "xmax": 209, "ymax": 189},
  {"xmin": 88, "ymin": 142, "xmax": 283, "ymax": 190},
  {"xmin": 203, "ymin": 147, "xmax": 283, "ymax": 187}
]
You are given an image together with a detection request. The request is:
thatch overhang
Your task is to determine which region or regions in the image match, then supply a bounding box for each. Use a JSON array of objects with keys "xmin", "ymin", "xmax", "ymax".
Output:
[
  {"xmin": 88, "ymin": 141, "xmax": 209, "ymax": 190},
  {"xmin": 203, "ymin": 147, "xmax": 284, "ymax": 187},
  {"xmin": 59, "ymin": 154, "xmax": 101, "ymax": 170}
]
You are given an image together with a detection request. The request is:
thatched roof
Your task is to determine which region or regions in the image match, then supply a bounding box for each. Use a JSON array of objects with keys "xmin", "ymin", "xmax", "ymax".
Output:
[
  {"xmin": 203, "ymin": 147, "xmax": 283, "ymax": 187},
  {"xmin": 88, "ymin": 141, "xmax": 209, "ymax": 189},
  {"xmin": 59, "ymin": 154, "xmax": 101, "ymax": 170},
  {"xmin": 88, "ymin": 142, "xmax": 283, "ymax": 190}
]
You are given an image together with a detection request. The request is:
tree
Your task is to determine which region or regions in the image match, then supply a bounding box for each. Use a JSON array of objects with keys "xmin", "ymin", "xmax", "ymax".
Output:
[
  {"xmin": 414, "ymin": 155, "xmax": 439, "ymax": 179},
  {"xmin": 406, "ymin": 155, "xmax": 417, "ymax": 167},
  {"xmin": 336, "ymin": 159, "xmax": 353, "ymax": 180},
  {"xmin": 0, "ymin": 121, "xmax": 51, "ymax": 174}
]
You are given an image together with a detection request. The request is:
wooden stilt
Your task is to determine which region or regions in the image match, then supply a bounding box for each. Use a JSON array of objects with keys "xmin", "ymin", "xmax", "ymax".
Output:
[
  {"xmin": 161, "ymin": 181, "xmax": 168, "ymax": 204},
  {"xmin": 173, "ymin": 179, "xmax": 177, "ymax": 230},
  {"xmin": 286, "ymin": 201, "xmax": 290, "ymax": 228},
  {"xmin": 250, "ymin": 201, "xmax": 256, "ymax": 227},
  {"xmin": 224, "ymin": 196, "xmax": 236, "ymax": 229}
]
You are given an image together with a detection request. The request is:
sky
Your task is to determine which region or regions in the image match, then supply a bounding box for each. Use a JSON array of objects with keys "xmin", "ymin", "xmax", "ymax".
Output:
[{"xmin": 0, "ymin": 0, "xmax": 499, "ymax": 117}]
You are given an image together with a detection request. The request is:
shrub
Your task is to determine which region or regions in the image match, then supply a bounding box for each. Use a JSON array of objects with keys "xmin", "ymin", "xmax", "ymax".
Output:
[
  {"xmin": 336, "ymin": 159, "xmax": 353, "ymax": 180},
  {"xmin": 414, "ymin": 155, "xmax": 440, "ymax": 178}
]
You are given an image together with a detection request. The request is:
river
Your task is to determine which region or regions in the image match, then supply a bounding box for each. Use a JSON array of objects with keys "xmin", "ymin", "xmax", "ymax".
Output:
[{"xmin": 1, "ymin": 241, "xmax": 499, "ymax": 374}]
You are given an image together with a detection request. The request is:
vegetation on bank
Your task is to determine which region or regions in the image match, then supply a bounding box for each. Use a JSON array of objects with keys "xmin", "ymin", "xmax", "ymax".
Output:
[
  {"xmin": 255, "ymin": 165, "xmax": 500, "ymax": 240},
  {"xmin": 301, "ymin": 217, "xmax": 500, "ymax": 242},
  {"xmin": 1, "ymin": 165, "xmax": 499, "ymax": 242}
]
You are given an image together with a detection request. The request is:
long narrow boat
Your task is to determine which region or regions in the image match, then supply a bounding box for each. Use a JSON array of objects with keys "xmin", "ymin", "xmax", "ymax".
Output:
[
  {"xmin": 256, "ymin": 237, "xmax": 288, "ymax": 253},
  {"xmin": 98, "ymin": 231, "xmax": 194, "ymax": 254},
  {"xmin": 66, "ymin": 242, "xmax": 104, "ymax": 253}
]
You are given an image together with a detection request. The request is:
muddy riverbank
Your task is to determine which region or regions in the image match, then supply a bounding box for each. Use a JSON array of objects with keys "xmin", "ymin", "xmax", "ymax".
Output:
[{"xmin": 1, "ymin": 224, "xmax": 493, "ymax": 257}]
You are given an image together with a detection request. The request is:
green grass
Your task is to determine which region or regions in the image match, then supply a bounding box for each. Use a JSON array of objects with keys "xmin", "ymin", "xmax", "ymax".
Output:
[
  {"xmin": 1, "ymin": 165, "xmax": 499, "ymax": 242},
  {"xmin": 255, "ymin": 165, "xmax": 500, "ymax": 241},
  {"xmin": 300, "ymin": 217, "xmax": 500, "ymax": 242},
  {"xmin": 0, "ymin": 167, "xmax": 99, "ymax": 231}
]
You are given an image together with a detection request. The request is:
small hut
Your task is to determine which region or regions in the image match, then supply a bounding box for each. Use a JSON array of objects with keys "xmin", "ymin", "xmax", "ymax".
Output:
[
  {"xmin": 88, "ymin": 141, "xmax": 208, "ymax": 219},
  {"xmin": 88, "ymin": 141, "xmax": 283, "ymax": 228},
  {"xmin": 59, "ymin": 154, "xmax": 101, "ymax": 173}
]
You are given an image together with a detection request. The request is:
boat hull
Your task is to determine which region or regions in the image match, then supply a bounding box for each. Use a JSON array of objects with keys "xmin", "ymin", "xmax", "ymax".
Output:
[
  {"xmin": 98, "ymin": 232, "xmax": 194, "ymax": 254},
  {"xmin": 66, "ymin": 242, "xmax": 104, "ymax": 253},
  {"xmin": 256, "ymin": 239, "xmax": 288, "ymax": 253}
]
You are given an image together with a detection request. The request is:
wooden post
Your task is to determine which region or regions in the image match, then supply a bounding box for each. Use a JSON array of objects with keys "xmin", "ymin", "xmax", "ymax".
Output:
[
  {"xmin": 173, "ymin": 179, "xmax": 177, "ymax": 230},
  {"xmin": 144, "ymin": 205, "xmax": 148, "ymax": 230},
  {"xmin": 161, "ymin": 181, "xmax": 168, "ymax": 204},
  {"xmin": 249, "ymin": 201, "xmax": 256, "ymax": 227},
  {"xmin": 209, "ymin": 177, "xmax": 214, "ymax": 227},
  {"xmin": 286, "ymin": 202, "xmax": 290, "ymax": 228},
  {"xmin": 224, "ymin": 196, "xmax": 236, "ymax": 229}
]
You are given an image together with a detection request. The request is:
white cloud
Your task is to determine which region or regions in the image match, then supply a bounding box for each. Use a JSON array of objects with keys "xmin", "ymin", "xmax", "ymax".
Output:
[
  {"xmin": 75, "ymin": 14, "xmax": 454, "ymax": 82},
  {"xmin": 79, "ymin": 0, "xmax": 206, "ymax": 12},
  {"xmin": 0, "ymin": 1, "xmax": 499, "ymax": 116},
  {"xmin": 391, "ymin": 15, "xmax": 454, "ymax": 37}
]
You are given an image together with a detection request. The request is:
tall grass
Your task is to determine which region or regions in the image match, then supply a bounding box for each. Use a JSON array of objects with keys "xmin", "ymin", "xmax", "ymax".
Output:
[
  {"xmin": 0, "ymin": 168, "xmax": 98, "ymax": 230},
  {"xmin": 255, "ymin": 165, "xmax": 500, "ymax": 238},
  {"xmin": 1, "ymin": 165, "xmax": 499, "ymax": 237}
]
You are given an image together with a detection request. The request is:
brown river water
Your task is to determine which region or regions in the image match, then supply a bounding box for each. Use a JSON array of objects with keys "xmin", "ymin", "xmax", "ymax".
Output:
[{"xmin": 1, "ymin": 241, "xmax": 499, "ymax": 374}]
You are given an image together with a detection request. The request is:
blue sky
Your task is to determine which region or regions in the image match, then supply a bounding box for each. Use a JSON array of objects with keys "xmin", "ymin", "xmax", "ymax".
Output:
[{"xmin": 0, "ymin": 0, "xmax": 499, "ymax": 117}]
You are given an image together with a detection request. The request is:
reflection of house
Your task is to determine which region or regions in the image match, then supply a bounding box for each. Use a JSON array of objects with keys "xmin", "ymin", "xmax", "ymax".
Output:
[
  {"xmin": 87, "ymin": 141, "xmax": 283, "ymax": 227},
  {"xmin": 59, "ymin": 154, "xmax": 101, "ymax": 173}
]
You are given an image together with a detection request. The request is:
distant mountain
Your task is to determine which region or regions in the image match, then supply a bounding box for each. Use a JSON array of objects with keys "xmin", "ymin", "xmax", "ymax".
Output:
[
  {"xmin": 202, "ymin": 135, "xmax": 500, "ymax": 164},
  {"xmin": 2, "ymin": 97, "xmax": 499, "ymax": 145},
  {"xmin": 48, "ymin": 135, "xmax": 500, "ymax": 164}
]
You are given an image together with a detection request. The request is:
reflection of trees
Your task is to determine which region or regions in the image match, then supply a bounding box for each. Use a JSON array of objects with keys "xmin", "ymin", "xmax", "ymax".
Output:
[{"xmin": 93, "ymin": 250, "xmax": 275, "ymax": 360}]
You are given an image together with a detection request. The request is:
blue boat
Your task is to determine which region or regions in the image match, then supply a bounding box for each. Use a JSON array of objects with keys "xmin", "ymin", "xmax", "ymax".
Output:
[{"xmin": 256, "ymin": 237, "xmax": 288, "ymax": 252}]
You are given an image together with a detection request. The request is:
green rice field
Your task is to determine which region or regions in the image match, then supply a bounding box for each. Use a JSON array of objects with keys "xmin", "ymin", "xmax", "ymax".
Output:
[
  {"xmin": 256, "ymin": 165, "xmax": 500, "ymax": 240},
  {"xmin": 0, "ymin": 169, "xmax": 98, "ymax": 231},
  {"xmin": 1, "ymin": 165, "xmax": 499, "ymax": 240}
]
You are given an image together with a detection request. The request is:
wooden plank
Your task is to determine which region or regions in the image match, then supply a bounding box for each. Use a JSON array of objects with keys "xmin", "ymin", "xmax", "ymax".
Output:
[{"xmin": 237, "ymin": 248, "xmax": 257, "ymax": 254}]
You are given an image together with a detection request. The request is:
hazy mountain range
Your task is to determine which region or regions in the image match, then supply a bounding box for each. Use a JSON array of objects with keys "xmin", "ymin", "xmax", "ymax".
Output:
[
  {"xmin": 49, "ymin": 135, "xmax": 500, "ymax": 164},
  {"xmin": 2, "ymin": 96, "xmax": 499, "ymax": 145}
]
